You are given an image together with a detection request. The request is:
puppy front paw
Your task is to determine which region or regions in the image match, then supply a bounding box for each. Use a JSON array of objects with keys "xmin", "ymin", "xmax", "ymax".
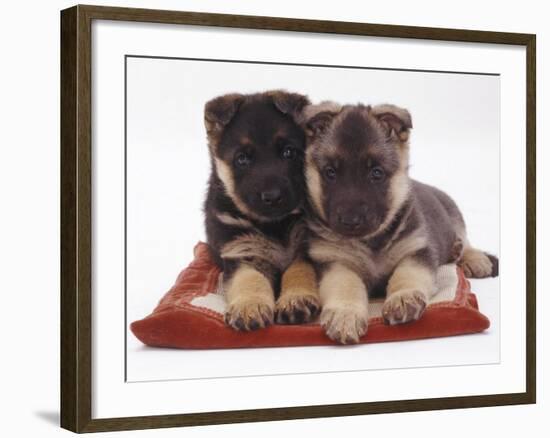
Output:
[
  {"xmin": 224, "ymin": 298, "xmax": 274, "ymax": 331},
  {"xmin": 320, "ymin": 305, "xmax": 368, "ymax": 344},
  {"xmin": 382, "ymin": 289, "xmax": 427, "ymax": 325},
  {"xmin": 275, "ymin": 292, "xmax": 320, "ymax": 324}
]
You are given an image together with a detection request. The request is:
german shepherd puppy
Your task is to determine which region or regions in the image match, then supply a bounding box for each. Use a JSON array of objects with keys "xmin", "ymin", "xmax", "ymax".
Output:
[
  {"xmin": 203, "ymin": 90, "xmax": 320, "ymax": 331},
  {"xmin": 302, "ymin": 102, "xmax": 498, "ymax": 344}
]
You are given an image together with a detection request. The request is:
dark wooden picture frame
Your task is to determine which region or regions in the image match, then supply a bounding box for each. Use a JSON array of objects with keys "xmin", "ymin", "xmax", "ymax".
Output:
[{"xmin": 61, "ymin": 4, "xmax": 536, "ymax": 433}]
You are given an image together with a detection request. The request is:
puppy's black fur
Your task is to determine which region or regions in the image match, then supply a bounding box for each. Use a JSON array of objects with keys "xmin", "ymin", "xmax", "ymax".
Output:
[{"xmin": 203, "ymin": 91, "xmax": 317, "ymax": 330}]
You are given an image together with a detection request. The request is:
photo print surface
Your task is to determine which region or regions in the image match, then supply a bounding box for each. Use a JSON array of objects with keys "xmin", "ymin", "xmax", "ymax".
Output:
[{"xmin": 125, "ymin": 56, "xmax": 500, "ymax": 382}]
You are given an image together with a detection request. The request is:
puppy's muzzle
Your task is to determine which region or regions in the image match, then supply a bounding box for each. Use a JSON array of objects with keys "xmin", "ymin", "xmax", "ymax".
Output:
[
  {"xmin": 260, "ymin": 188, "xmax": 282, "ymax": 206},
  {"xmin": 338, "ymin": 211, "xmax": 364, "ymax": 231},
  {"xmin": 332, "ymin": 204, "xmax": 368, "ymax": 236},
  {"xmin": 246, "ymin": 175, "xmax": 298, "ymax": 219}
]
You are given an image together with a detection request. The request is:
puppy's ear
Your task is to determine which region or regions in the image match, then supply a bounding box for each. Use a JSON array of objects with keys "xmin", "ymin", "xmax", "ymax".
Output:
[
  {"xmin": 305, "ymin": 111, "xmax": 338, "ymax": 139},
  {"xmin": 204, "ymin": 93, "xmax": 245, "ymax": 136},
  {"xmin": 301, "ymin": 101, "xmax": 342, "ymax": 139},
  {"xmin": 270, "ymin": 91, "xmax": 311, "ymax": 121},
  {"xmin": 371, "ymin": 104, "xmax": 412, "ymax": 142}
]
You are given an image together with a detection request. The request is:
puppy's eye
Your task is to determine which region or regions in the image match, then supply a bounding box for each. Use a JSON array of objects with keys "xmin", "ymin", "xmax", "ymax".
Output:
[
  {"xmin": 369, "ymin": 166, "xmax": 385, "ymax": 182},
  {"xmin": 282, "ymin": 145, "xmax": 297, "ymax": 160},
  {"xmin": 234, "ymin": 152, "xmax": 252, "ymax": 167},
  {"xmin": 324, "ymin": 166, "xmax": 337, "ymax": 181}
]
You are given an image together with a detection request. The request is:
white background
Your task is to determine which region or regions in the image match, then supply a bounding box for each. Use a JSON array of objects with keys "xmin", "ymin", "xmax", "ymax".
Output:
[
  {"xmin": 0, "ymin": 0, "xmax": 546, "ymax": 437},
  {"xmin": 126, "ymin": 56, "xmax": 501, "ymax": 382}
]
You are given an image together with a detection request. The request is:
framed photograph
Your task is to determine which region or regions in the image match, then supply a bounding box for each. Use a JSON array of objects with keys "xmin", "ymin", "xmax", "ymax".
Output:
[{"xmin": 60, "ymin": 4, "xmax": 536, "ymax": 433}]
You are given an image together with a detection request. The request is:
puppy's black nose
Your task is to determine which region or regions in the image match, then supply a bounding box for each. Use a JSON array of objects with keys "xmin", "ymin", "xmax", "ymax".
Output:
[
  {"xmin": 260, "ymin": 188, "xmax": 282, "ymax": 205},
  {"xmin": 338, "ymin": 213, "xmax": 364, "ymax": 230}
]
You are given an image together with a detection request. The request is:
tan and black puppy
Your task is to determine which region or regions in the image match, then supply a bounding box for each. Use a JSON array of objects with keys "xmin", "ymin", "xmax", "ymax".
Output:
[
  {"xmin": 303, "ymin": 102, "xmax": 498, "ymax": 344},
  {"xmin": 203, "ymin": 90, "xmax": 320, "ymax": 331}
]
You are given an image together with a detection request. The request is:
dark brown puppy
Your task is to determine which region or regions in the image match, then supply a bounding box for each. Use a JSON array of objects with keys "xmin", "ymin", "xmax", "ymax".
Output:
[
  {"xmin": 203, "ymin": 90, "xmax": 320, "ymax": 331},
  {"xmin": 303, "ymin": 102, "xmax": 498, "ymax": 344}
]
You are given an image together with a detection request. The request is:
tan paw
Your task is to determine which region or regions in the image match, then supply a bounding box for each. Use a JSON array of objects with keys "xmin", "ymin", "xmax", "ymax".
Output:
[
  {"xmin": 460, "ymin": 248, "xmax": 499, "ymax": 278},
  {"xmin": 275, "ymin": 292, "xmax": 320, "ymax": 324},
  {"xmin": 224, "ymin": 297, "xmax": 274, "ymax": 331},
  {"xmin": 320, "ymin": 305, "xmax": 368, "ymax": 344},
  {"xmin": 382, "ymin": 289, "xmax": 427, "ymax": 325}
]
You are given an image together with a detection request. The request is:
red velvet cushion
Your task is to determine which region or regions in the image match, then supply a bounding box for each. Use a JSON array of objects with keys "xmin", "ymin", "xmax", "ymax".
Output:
[{"xmin": 130, "ymin": 243, "xmax": 490, "ymax": 349}]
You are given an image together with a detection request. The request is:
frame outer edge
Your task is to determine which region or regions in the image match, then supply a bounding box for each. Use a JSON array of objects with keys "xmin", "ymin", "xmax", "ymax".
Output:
[
  {"xmin": 75, "ymin": 4, "xmax": 533, "ymax": 44},
  {"xmin": 61, "ymin": 4, "xmax": 94, "ymax": 433},
  {"xmin": 60, "ymin": 5, "xmax": 78, "ymax": 433},
  {"xmin": 59, "ymin": 4, "xmax": 537, "ymax": 433},
  {"xmin": 77, "ymin": 3, "xmax": 94, "ymax": 432},
  {"xmin": 525, "ymin": 34, "xmax": 536, "ymax": 403}
]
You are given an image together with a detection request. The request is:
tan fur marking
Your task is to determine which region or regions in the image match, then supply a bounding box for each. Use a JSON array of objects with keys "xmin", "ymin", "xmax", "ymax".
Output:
[
  {"xmin": 398, "ymin": 131, "xmax": 410, "ymax": 143},
  {"xmin": 309, "ymin": 230, "xmax": 427, "ymax": 284},
  {"xmin": 366, "ymin": 168, "xmax": 410, "ymax": 239},
  {"xmin": 276, "ymin": 260, "xmax": 320, "ymax": 323},
  {"xmin": 224, "ymin": 265, "xmax": 275, "ymax": 330},
  {"xmin": 280, "ymin": 260, "xmax": 318, "ymax": 296},
  {"xmin": 387, "ymin": 258, "xmax": 435, "ymax": 298},
  {"xmin": 214, "ymin": 158, "xmax": 256, "ymax": 217},
  {"xmin": 396, "ymin": 139, "xmax": 410, "ymax": 165},
  {"xmin": 459, "ymin": 247, "xmax": 494, "ymax": 278},
  {"xmin": 383, "ymin": 232, "xmax": 428, "ymax": 269},
  {"xmin": 215, "ymin": 212, "xmax": 254, "ymax": 228},
  {"xmin": 305, "ymin": 156, "xmax": 326, "ymax": 221},
  {"xmin": 319, "ymin": 263, "xmax": 369, "ymax": 344},
  {"xmin": 383, "ymin": 257, "xmax": 434, "ymax": 325},
  {"xmin": 309, "ymin": 238, "xmax": 375, "ymax": 277}
]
